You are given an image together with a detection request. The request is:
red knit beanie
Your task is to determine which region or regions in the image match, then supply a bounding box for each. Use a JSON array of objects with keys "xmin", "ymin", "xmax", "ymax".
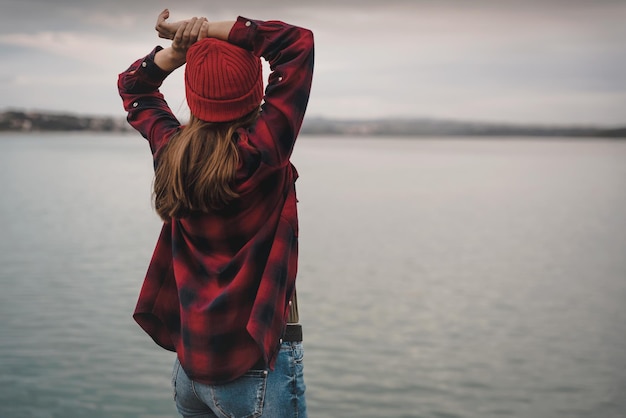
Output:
[{"xmin": 185, "ymin": 38, "xmax": 263, "ymax": 123}]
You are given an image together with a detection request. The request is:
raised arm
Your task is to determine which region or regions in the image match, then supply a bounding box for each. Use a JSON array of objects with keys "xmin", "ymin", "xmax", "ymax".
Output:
[
  {"xmin": 120, "ymin": 11, "xmax": 314, "ymax": 167},
  {"xmin": 117, "ymin": 16, "xmax": 205, "ymax": 160},
  {"xmin": 161, "ymin": 15, "xmax": 314, "ymax": 166},
  {"xmin": 155, "ymin": 12, "xmax": 314, "ymax": 167},
  {"xmin": 229, "ymin": 17, "xmax": 315, "ymax": 167},
  {"xmin": 155, "ymin": 8, "xmax": 233, "ymax": 42}
]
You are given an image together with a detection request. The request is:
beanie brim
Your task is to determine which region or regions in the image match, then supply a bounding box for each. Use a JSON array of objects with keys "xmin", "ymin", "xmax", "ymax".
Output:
[{"xmin": 186, "ymin": 76, "xmax": 263, "ymax": 123}]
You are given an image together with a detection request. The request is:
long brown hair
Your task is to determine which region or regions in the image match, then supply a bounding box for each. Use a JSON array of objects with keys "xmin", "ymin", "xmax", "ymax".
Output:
[{"xmin": 153, "ymin": 110, "xmax": 259, "ymax": 221}]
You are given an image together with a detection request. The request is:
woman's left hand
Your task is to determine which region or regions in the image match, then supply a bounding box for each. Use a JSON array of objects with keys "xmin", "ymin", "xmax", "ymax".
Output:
[
  {"xmin": 155, "ymin": 9, "xmax": 186, "ymax": 40},
  {"xmin": 156, "ymin": 9, "xmax": 208, "ymax": 40}
]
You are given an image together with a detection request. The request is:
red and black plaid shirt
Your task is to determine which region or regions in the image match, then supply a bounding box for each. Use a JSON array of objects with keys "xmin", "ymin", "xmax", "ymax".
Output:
[{"xmin": 117, "ymin": 17, "xmax": 314, "ymax": 384}]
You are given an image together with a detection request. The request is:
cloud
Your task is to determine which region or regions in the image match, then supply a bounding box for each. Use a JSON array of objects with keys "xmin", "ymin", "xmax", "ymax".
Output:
[
  {"xmin": 10, "ymin": 73, "xmax": 112, "ymax": 87},
  {"xmin": 1, "ymin": 0, "xmax": 625, "ymax": 124},
  {"xmin": 70, "ymin": 11, "xmax": 139, "ymax": 30},
  {"xmin": 0, "ymin": 31, "xmax": 148, "ymax": 64}
]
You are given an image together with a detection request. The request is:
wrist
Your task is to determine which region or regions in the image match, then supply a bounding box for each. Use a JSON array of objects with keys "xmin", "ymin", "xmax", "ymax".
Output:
[
  {"xmin": 169, "ymin": 48, "xmax": 187, "ymax": 64},
  {"xmin": 155, "ymin": 47, "xmax": 186, "ymax": 72},
  {"xmin": 206, "ymin": 20, "xmax": 236, "ymax": 41}
]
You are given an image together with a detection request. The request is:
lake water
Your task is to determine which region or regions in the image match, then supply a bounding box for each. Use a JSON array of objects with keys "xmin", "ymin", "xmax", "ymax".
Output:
[{"xmin": 1, "ymin": 133, "xmax": 625, "ymax": 418}]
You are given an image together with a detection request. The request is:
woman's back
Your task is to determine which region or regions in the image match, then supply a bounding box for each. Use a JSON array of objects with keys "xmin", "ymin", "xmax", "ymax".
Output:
[{"xmin": 118, "ymin": 14, "xmax": 313, "ymax": 390}]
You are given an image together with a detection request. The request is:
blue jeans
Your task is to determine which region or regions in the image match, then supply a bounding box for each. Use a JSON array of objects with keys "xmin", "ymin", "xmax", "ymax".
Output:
[{"xmin": 172, "ymin": 341, "xmax": 307, "ymax": 417}]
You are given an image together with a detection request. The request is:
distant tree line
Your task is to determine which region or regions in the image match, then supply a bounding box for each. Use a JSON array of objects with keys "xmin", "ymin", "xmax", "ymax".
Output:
[
  {"xmin": 300, "ymin": 118, "xmax": 626, "ymax": 138},
  {"xmin": 1, "ymin": 109, "xmax": 624, "ymax": 138},
  {"xmin": 0, "ymin": 110, "xmax": 131, "ymax": 132}
]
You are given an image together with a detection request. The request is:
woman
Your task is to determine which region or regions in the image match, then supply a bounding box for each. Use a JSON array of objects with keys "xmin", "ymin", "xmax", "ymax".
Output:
[{"xmin": 118, "ymin": 9, "xmax": 314, "ymax": 417}]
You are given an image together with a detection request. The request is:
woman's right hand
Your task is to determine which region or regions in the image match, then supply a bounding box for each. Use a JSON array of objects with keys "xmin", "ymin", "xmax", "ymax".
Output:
[
  {"xmin": 154, "ymin": 16, "xmax": 206, "ymax": 72},
  {"xmin": 171, "ymin": 17, "xmax": 207, "ymax": 57}
]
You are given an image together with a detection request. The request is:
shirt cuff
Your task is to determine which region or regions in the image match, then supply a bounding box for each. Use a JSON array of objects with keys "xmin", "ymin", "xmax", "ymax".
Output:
[
  {"xmin": 140, "ymin": 46, "xmax": 172, "ymax": 80},
  {"xmin": 228, "ymin": 16, "xmax": 258, "ymax": 52}
]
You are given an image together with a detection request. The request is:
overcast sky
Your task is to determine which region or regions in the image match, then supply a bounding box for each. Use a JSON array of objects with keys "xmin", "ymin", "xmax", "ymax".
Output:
[{"xmin": 1, "ymin": 0, "xmax": 625, "ymax": 125}]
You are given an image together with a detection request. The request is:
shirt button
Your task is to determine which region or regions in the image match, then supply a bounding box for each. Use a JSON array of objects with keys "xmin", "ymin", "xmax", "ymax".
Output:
[
  {"xmin": 132, "ymin": 102, "xmax": 138, "ymax": 108},
  {"xmin": 245, "ymin": 21, "xmax": 251, "ymax": 27},
  {"xmin": 141, "ymin": 62, "xmax": 147, "ymax": 68},
  {"xmin": 278, "ymin": 76, "xmax": 283, "ymax": 82},
  {"xmin": 288, "ymin": 300, "xmax": 292, "ymax": 306},
  {"xmin": 279, "ymin": 338, "xmax": 283, "ymax": 344}
]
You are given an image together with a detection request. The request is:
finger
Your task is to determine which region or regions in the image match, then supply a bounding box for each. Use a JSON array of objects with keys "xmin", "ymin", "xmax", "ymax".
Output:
[
  {"xmin": 188, "ymin": 17, "xmax": 205, "ymax": 42},
  {"xmin": 155, "ymin": 9, "xmax": 171, "ymax": 38},
  {"xmin": 182, "ymin": 17, "xmax": 198, "ymax": 47},
  {"xmin": 199, "ymin": 20, "xmax": 209, "ymax": 40},
  {"xmin": 156, "ymin": 8, "xmax": 169, "ymax": 27},
  {"xmin": 172, "ymin": 21, "xmax": 188, "ymax": 47}
]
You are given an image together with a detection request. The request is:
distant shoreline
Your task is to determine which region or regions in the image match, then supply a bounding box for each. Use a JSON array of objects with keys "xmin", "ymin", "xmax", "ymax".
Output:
[{"xmin": 1, "ymin": 109, "xmax": 624, "ymax": 138}]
